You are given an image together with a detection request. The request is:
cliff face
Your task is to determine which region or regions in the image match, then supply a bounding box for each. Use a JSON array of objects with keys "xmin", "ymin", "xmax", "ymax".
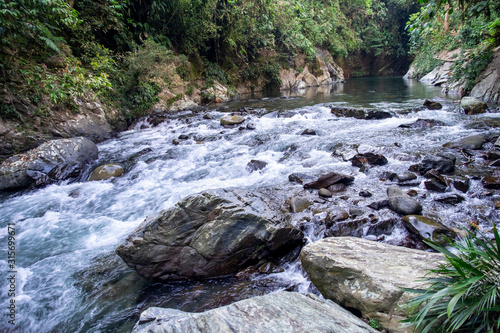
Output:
[
  {"xmin": 470, "ymin": 46, "xmax": 500, "ymax": 104},
  {"xmin": 404, "ymin": 46, "xmax": 500, "ymax": 104}
]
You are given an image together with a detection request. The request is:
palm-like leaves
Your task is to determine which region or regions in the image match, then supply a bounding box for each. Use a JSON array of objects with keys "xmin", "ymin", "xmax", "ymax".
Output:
[{"xmin": 402, "ymin": 224, "xmax": 500, "ymax": 333}]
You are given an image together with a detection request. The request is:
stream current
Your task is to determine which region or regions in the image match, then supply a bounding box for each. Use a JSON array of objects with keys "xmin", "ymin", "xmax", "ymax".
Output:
[{"xmin": 1, "ymin": 76, "xmax": 499, "ymax": 332}]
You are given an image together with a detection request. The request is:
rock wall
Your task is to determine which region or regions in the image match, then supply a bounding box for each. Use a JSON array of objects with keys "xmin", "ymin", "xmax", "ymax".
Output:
[
  {"xmin": 0, "ymin": 91, "xmax": 126, "ymax": 162},
  {"xmin": 471, "ymin": 46, "xmax": 500, "ymax": 104},
  {"xmin": 405, "ymin": 46, "xmax": 500, "ymax": 104}
]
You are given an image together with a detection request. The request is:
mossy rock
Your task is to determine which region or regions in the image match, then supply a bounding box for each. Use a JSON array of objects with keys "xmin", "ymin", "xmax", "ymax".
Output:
[{"xmin": 88, "ymin": 164, "xmax": 124, "ymax": 181}]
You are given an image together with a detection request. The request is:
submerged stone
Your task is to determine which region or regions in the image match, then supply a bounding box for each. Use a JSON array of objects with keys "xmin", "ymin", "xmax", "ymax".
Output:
[
  {"xmin": 402, "ymin": 215, "xmax": 457, "ymax": 244},
  {"xmin": 88, "ymin": 164, "xmax": 124, "ymax": 181}
]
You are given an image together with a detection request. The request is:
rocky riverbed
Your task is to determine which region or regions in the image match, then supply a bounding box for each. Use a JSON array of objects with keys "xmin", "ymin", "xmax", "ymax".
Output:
[{"xmin": 1, "ymin": 77, "xmax": 499, "ymax": 332}]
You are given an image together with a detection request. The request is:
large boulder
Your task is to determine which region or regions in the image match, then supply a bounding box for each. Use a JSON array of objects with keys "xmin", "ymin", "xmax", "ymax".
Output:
[
  {"xmin": 387, "ymin": 186, "xmax": 422, "ymax": 215},
  {"xmin": 132, "ymin": 291, "xmax": 377, "ymax": 333},
  {"xmin": 116, "ymin": 189, "xmax": 304, "ymax": 281},
  {"xmin": 460, "ymin": 96, "xmax": 487, "ymax": 115},
  {"xmin": 0, "ymin": 137, "xmax": 98, "ymax": 190},
  {"xmin": 301, "ymin": 237, "xmax": 444, "ymax": 333}
]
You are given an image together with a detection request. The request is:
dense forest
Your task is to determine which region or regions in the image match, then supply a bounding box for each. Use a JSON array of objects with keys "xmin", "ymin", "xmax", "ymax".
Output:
[{"xmin": 0, "ymin": 0, "xmax": 499, "ymax": 124}]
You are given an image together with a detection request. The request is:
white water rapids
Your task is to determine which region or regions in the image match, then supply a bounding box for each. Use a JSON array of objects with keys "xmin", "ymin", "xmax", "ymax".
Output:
[{"xmin": 1, "ymin": 77, "xmax": 498, "ymax": 332}]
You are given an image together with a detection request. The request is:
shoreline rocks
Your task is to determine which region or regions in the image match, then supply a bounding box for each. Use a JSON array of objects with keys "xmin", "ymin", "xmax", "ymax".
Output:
[
  {"xmin": 0, "ymin": 137, "xmax": 98, "ymax": 190},
  {"xmin": 301, "ymin": 237, "xmax": 444, "ymax": 333},
  {"xmin": 133, "ymin": 291, "xmax": 377, "ymax": 333}
]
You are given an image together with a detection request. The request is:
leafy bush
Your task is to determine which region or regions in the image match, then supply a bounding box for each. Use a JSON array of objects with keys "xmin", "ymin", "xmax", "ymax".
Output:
[{"xmin": 402, "ymin": 224, "xmax": 500, "ymax": 333}]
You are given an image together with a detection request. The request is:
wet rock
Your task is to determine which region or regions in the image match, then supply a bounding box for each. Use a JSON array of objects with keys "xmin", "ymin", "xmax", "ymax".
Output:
[
  {"xmin": 402, "ymin": 215, "xmax": 457, "ymax": 245},
  {"xmin": 328, "ymin": 218, "xmax": 368, "ymax": 237},
  {"xmin": 423, "ymin": 99, "xmax": 443, "ymax": 110},
  {"xmin": 300, "ymin": 129, "xmax": 317, "ymax": 135},
  {"xmin": 349, "ymin": 207, "xmax": 365, "ymax": 218},
  {"xmin": 220, "ymin": 115, "xmax": 245, "ymax": 125},
  {"xmin": 419, "ymin": 153, "xmax": 456, "ymax": 175},
  {"xmin": 116, "ymin": 189, "xmax": 303, "ymax": 281},
  {"xmin": 482, "ymin": 176, "xmax": 500, "ymax": 189},
  {"xmin": 133, "ymin": 291, "xmax": 377, "ymax": 333},
  {"xmin": 246, "ymin": 159, "xmax": 268, "ymax": 172},
  {"xmin": 424, "ymin": 169, "xmax": 450, "ymax": 185},
  {"xmin": 0, "ymin": 137, "xmax": 98, "ymax": 190},
  {"xmin": 301, "ymin": 237, "xmax": 444, "ymax": 333},
  {"xmin": 350, "ymin": 153, "xmax": 388, "ymax": 168},
  {"xmin": 289, "ymin": 196, "xmax": 312, "ymax": 213},
  {"xmin": 88, "ymin": 164, "xmax": 124, "ymax": 181},
  {"xmin": 368, "ymin": 200, "xmax": 390, "ymax": 210},
  {"xmin": 407, "ymin": 189, "xmax": 418, "ymax": 197},
  {"xmin": 398, "ymin": 118, "xmax": 446, "ymax": 129},
  {"xmin": 288, "ymin": 173, "xmax": 314, "ymax": 184},
  {"xmin": 490, "ymin": 159, "xmax": 500, "ymax": 167},
  {"xmin": 366, "ymin": 218, "xmax": 399, "ymax": 236},
  {"xmin": 379, "ymin": 171, "xmax": 397, "ymax": 181},
  {"xmin": 365, "ymin": 110, "xmax": 393, "ymax": 120},
  {"xmin": 387, "ymin": 186, "xmax": 422, "ymax": 215},
  {"xmin": 246, "ymin": 123, "xmax": 256, "ymax": 130},
  {"xmin": 331, "ymin": 106, "xmax": 366, "ymax": 119},
  {"xmin": 329, "ymin": 183, "xmax": 347, "ymax": 192},
  {"xmin": 435, "ymin": 194, "xmax": 465, "ymax": 205},
  {"xmin": 359, "ymin": 191, "xmax": 372, "ymax": 197},
  {"xmin": 172, "ymin": 138, "xmax": 182, "ymax": 145},
  {"xmin": 424, "ymin": 180, "xmax": 448, "ymax": 192},
  {"xmin": 485, "ymin": 149, "xmax": 500, "ymax": 161},
  {"xmin": 452, "ymin": 177, "xmax": 470, "ymax": 193},
  {"xmin": 457, "ymin": 134, "xmax": 485, "ymax": 150},
  {"xmin": 303, "ymin": 172, "xmax": 354, "ymax": 190},
  {"xmin": 331, "ymin": 107, "xmax": 392, "ymax": 120},
  {"xmin": 460, "ymin": 96, "xmax": 487, "ymax": 115},
  {"xmin": 397, "ymin": 172, "xmax": 417, "ymax": 182},
  {"xmin": 325, "ymin": 210, "xmax": 349, "ymax": 227},
  {"xmin": 318, "ymin": 188, "xmax": 332, "ymax": 198}
]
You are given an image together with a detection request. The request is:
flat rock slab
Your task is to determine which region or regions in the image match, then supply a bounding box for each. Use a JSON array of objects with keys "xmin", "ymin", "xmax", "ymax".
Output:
[
  {"xmin": 132, "ymin": 291, "xmax": 377, "ymax": 333},
  {"xmin": 301, "ymin": 237, "xmax": 444, "ymax": 333}
]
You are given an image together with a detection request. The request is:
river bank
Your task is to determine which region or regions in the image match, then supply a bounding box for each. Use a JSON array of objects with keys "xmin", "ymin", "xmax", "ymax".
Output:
[{"xmin": 1, "ymin": 77, "xmax": 499, "ymax": 332}]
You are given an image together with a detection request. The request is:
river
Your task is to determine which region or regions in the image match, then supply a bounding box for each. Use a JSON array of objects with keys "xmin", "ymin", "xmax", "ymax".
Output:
[{"xmin": 1, "ymin": 76, "xmax": 498, "ymax": 332}]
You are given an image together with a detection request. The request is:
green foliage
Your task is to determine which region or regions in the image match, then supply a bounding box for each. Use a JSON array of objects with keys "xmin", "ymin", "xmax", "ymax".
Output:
[
  {"xmin": 369, "ymin": 319, "xmax": 382, "ymax": 329},
  {"xmin": 451, "ymin": 48, "xmax": 493, "ymax": 92},
  {"xmin": 0, "ymin": 103, "xmax": 20, "ymax": 120},
  {"xmin": 203, "ymin": 61, "xmax": 229, "ymax": 87},
  {"xmin": 402, "ymin": 225, "xmax": 500, "ymax": 333},
  {"xmin": 127, "ymin": 82, "xmax": 161, "ymax": 116},
  {"xmin": 0, "ymin": 0, "xmax": 80, "ymax": 54}
]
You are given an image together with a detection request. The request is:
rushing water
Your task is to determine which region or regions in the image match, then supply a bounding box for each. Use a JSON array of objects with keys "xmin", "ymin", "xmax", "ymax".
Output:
[{"xmin": 1, "ymin": 77, "xmax": 499, "ymax": 332}]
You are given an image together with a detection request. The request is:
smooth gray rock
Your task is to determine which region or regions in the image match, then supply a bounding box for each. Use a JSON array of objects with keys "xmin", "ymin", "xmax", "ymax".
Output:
[
  {"xmin": 0, "ymin": 137, "xmax": 98, "ymax": 189},
  {"xmin": 470, "ymin": 47, "xmax": 500, "ymax": 104},
  {"xmin": 220, "ymin": 115, "xmax": 245, "ymax": 125},
  {"xmin": 116, "ymin": 189, "xmax": 303, "ymax": 281},
  {"xmin": 387, "ymin": 186, "xmax": 422, "ymax": 215},
  {"xmin": 289, "ymin": 196, "xmax": 312, "ymax": 213},
  {"xmin": 132, "ymin": 291, "xmax": 377, "ymax": 333},
  {"xmin": 301, "ymin": 237, "xmax": 444, "ymax": 333},
  {"xmin": 457, "ymin": 134, "xmax": 485, "ymax": 150}
]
